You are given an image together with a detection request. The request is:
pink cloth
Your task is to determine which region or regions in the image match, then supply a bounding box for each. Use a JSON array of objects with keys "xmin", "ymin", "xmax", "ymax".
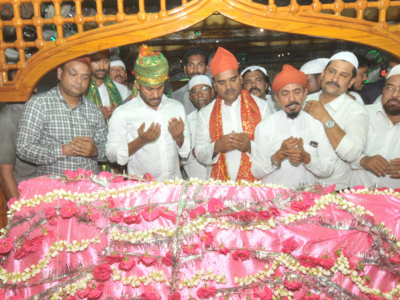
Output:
[{"xmin": 1, "ymin": 177, "xmax": 399, "ymax": 299}]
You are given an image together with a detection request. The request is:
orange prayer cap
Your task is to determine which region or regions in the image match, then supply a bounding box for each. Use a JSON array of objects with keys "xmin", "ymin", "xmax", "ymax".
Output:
[
  {"xmin": 72, "ymin": 56, "xmax": 90, "ymax": 67},
  {"xmin": 272, "ymin": 64, "xmax": 307, "ymax": 94},
  {"xmin": 210, "ymin": 47, "xmax": 238, "ymax": 77}
]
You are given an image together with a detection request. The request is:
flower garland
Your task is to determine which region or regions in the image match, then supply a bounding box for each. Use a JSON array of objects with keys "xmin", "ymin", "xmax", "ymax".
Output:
[
  {"xmin": 0, "ymin": 236, "xmax": 100, "ymax": 284},
  {"xmin": 178, "ymin": 269, "xmax": 226, "ymax": 289}
]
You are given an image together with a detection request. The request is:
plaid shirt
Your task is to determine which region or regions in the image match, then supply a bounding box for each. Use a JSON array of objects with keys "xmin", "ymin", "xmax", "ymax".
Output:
[{"xmin": 16, "ymin": 85, "xmax": 108, "ymax": 177}]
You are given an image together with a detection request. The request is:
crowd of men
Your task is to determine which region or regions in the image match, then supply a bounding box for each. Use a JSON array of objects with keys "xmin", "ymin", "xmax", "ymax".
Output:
[{"xmin": 1, "ymin": 44, "xmax": 400, "ymax": 204}]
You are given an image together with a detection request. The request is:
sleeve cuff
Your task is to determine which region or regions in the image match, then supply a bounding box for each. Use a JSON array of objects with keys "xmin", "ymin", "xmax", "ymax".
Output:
[{"xmin": 351, "ymin": 154, "xmax": 367, "ymax": 170}]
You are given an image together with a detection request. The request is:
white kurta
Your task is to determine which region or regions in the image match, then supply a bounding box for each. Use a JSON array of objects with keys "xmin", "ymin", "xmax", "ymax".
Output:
[
  {"xmin": 195, "ymin": 94, "xmax": 272, "ymax": 181},
  {"xmin": 99, "ymin": 80, "xmax": 130, "ymax": 106},
  {"xmin": 305, "ymin": 91, "xmax": 369, "ymax": 190},
  {"xmin": 182, "ymin": 110, "xmax": 212, "ymax": 180},
  {"xmin": 106, "ymin": 95, "xmax": 190, "ymax": 181},
  {"xmin": 351, "ymin": 102, "xmax": 400, "ymax": 189},
  {"xmin": 251, "ymin": 110, "xmax": 337, "ymax": 188}
]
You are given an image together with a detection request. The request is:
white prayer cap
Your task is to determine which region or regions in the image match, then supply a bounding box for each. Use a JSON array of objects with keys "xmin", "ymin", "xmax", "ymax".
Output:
[
  {"xmin": 110, "ymin": 60, "xmax": 126, "ymax": 70},
  {"xmin": 300, "ymin": 58, "xmax": 329, "ymax": 75},
  {"xmin": 241, "ymin": 66, "xmax": 268, "ymax": 76},
  {"xmin": 329, "ymin": 51, "xmax": 358, "ymax": 69},
  {"xmin": 189, "ymin": 75, "xmax": 212, "ymax": 91},
  {"xmin": 387, "ymin": 64, "xmax": 400, "ymax": 79}
]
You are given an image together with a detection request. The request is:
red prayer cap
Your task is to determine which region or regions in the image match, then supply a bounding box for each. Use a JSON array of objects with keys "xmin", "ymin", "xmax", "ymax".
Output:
[
  {"xmin": 71, "ymin": 56, "xmax": 91, "ymax": 67},
  {"xmin": 210, "ymin": 47, "xmax": 238, "ymax": 77},
  {"xmin": 272, "ymin": 64, "xmax": 307, "ymax": 94}
]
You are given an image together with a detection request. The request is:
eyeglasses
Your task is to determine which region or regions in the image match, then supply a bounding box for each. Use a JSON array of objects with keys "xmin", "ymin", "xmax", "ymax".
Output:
[
  {"xmin": 190, "ymin": 86, "xmax": 210, "ymax": 95},
  {"xmin": 383, "ymin": 86, "xmax": 400, "ymax": 94}
]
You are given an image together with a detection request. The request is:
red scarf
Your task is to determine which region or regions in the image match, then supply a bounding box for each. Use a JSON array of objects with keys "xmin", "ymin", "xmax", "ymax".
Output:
[{"xmin": 209, "ymin": 89, "xmax": 261, "ymax": 182}]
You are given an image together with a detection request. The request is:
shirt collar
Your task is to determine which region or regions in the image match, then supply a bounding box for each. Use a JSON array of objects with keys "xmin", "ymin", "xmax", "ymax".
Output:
[{"xmin": 322, "ymin": 91, "xmax": 347, "ymax": 112}]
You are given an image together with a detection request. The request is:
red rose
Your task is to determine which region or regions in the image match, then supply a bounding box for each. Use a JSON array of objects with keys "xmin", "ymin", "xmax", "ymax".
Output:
[
  {"xmin": 106, "ymin": 254, "xmax": 124, "ymax": 265},
  {"xmin": 353, "ymin": 185, "xmax": 365, "ymax": 191},
  {"xmin": 389, "ymin": 253, "xmax": 400, "ymax": 264},
  {"xmin": 160, "ymin": 207, "xmax": 177, "ymax": 222},
  {"xmin": 395, "ymin": 188, "xmax": 400, "ymax": 193},
  {"xmin": 323, "ymin": 184, "xmax": 336, "ymax": 194},
  {"xmin": 60, "ymin": 202, "xmax": 76, "ymax": 218},
  {"xmin": 290, "ymin": 201, "xmax": 312, "ymax": 212},
  {"xmin": 0, "ymin": 238, "xmax": 13, "ymax": 254},
  {"xmin": 298, "ymin": 255, "xmax": 319, "ymax": 268},
  {"xmin": 63, "ymin": 170, "xmax": 77, "ymax": 179},
  {"xmin": 197, "ymin": 286, "xmax": 217, "ymax": 299},
  {"xmin": 87, "ymin": 283, "xmax": 103, "ymax": 299},
  {"xmin": 235, "ymin": 211, "xmax": 257, "ymax": 222},
  {"xmin": 141, "ymin": 292, "xmax": 160, "ymax": 300},
  {"xmin": 301, "ymin": 192, "xmax": 314, "ymax": 202},
  {"xmin": 112, "ymin": 176, "xmax": 124, "ymax": 183},
  {"xmin": 376, "ymin": 187, "xmax": 389, "ymax": 192},
  {"xmin": 14, "ymin": 248, "xmax": 29, "ymax": 260},
  {"xmin": 123, "ymin": 214, "xmax": 142, "ymax": 225},
  {"xmin": 89, "ymin": 212, "xmax": 101, "ymax": 221},
  {"xmin": 259, "ymin": 286, "xmax": 272, "ymax": 300},
  {"xmin": 258, "ymin": 209, "xmax": 271, "ymax": 220},
  {"xmin": 318, "ymin": 258, "xmax": 335, "ymax": 269},
  {"xmin": 162, "ymin": 251, "xmax": 173, "ymax": 266},
  {"xmin": 281, "ymin": 237, "xmax": 298, "ymax": 253},
  {"xmin": 119, "ymin": 259, "xmax": 136, "ymax": 271},
  {"xmin": 98, "ymin": 171, "xmax": 112, "ymax": 179},
  {"xmin": 64, "ymin": 297, "xmax": 74, "ymax": 300},
  {"xmin": 141, "ymin": 207, "xmax": 161, "ymax": 222},
  {"xmin": 110, "ymin": 212, "xmax": 124, "ymax": 223},
  {"xmin": 22, "ymin": 234, "xmax": 45, "ymax": 253},
  {"xmin": 139, "ymin": 256, "xmax": 158, "ymax": 267},
  {"xmin": 283, "ymin": 280, "xmax": 302, "ymax": 291},
  {"xmin": 45, "ymin": 207, "xmax": 58, "ymax": 225},
  {"xmin": 189, "ymin": 206, "xmax": 206, "ymax": 219},
  {"xmin": 208, "ymin": 198, "xmax": 224, "ymax": 214},
  {"xmin": 268, "ymin": 207, "xmax": 280, "ymax": 216},
  {"xmin": 93, "ymin": 263, "xmax": 113, "ymax": 280},
  {"xmin": 168, "ymin": 292, "xmax": 181, "ymax": 300},
  {"xmin": 201, "ymin": 232, "xmax": 214, "ymax": 246},
  {"xmin": 218, "ymin": 246, "xmax": 231, "ymax": 255},
  {"xmin": 232, "ymin": 250, "xmax": 251, "ymax": 261},
  {"xmin": 143, "ymin": 173, "xmax": 156, "ymax": 181},
  {"xmin": 77, "ymin": 288, "xmax": 90, "ymax": 298},
  {"xmin": 182, "ymin": 244, "xmax": 199, "ymax": 255}
]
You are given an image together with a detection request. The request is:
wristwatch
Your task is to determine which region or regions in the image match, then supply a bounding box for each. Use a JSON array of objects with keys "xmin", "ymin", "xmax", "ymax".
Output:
[
  {"xmin": 324, "ymin": 120, "xmax": 336, "ymax": 129},
  {"xmin": 270, "ymin": 155, "xmax": 281, "ymax": 170}
]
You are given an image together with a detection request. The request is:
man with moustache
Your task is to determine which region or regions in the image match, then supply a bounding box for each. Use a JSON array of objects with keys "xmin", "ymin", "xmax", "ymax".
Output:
[
  {"xmin": 241, "ymin": 66, "xmax": 280, "ymax": 112},
  {"xmin": 300, "ymin": 58, "xmax": 329, "ymax": 95},
  {"xmin": 304, "ymin": 51, "xmax": 369, "ymax": 190},
  {"xmin": 16, "ymin": 57, "xmax": 108, "ymax": 177},
  {"xmin": 106, "ymin": 45, "xmax": 190, "ymax": 181},
  {"xmin": 181, "ymin": 75, "xmax": 214, "ymax": 180},
  {"xmin": 86, "ymin": 50, "xmax": 130, "ymax": 120},
  {"xmin": 109, "ymin": 59, "xmax": 128, "ymax": 87},
  {"xmin": 251, "ymin": 65, "xmax": 336, "ymax": 187},
  {"xmin": 195, "ymin": 47, "xmax": 272, "ymax": 182},
  {"xmin": 172, "ymin": 47, "xmax": 209, "ymax": 114},
  {"xmin": 351, "ymin": 65, "xmax": 400, "ymax": 189}
]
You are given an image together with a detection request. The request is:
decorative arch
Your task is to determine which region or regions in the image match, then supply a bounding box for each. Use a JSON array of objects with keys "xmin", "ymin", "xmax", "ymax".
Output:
[{"xmin": 1, "ymin": 0, "xmax": 399, "ymax": 101}]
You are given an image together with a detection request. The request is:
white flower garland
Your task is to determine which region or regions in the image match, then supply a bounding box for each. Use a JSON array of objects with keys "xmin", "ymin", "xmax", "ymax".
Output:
[
  {"xmin": 178, "ymin": 268, "xmax": 226, "ymax": 289},
  {"xmin": 110, "ymin": 266, "xmax": 167, "ymax": 287},
  {"xmin": 50, "ymin": 273, "xmax": 93, "ymax": 300},
  {"xmin": 0, "ymin": 237, "xmax": 100, "ymax": 284}
]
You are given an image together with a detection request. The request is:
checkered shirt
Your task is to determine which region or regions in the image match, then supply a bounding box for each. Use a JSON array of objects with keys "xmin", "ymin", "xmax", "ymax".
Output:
[{"xmin": 16, "ymin": 85, "xmax": 108, "ymax": 177}]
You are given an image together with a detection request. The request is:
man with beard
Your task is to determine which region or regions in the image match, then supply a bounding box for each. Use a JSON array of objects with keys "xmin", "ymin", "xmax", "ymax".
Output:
[
  {"xmin": 304, "ymin": 51, "xmax": 369, "ymax": 190},
  {"xmin": 109, "ymin": 60, "xmax": 128, "ymax": 88},
  {"xmin": 195, "ymin": 47, "xmax": 272, "ymax": 182},
  {"xmin": 86, "ymin": 50, "xmax": 130, "ymax": 120},
  {"xmin": 181, "ymin": 75, "xmax": 214, "ymax": 180},
  {"xmin": 350, "ymin": 65, "xmax": 400, "ymax": 189},
  {"xmin": 16, "ymin": 57, "xmax": 108, "ymax": 177},
  {"xmin": 106, "ymin": 45, "xmax": 190, "ymax": 181},
  {"xmin": 251, "ymin": 65, "xmax": 336, "ymax": 187},
  {"xmin": 241, "ymin": 66, "xmax": 279, "ymax": 112},
  {"xmin": 172, "ymin": 47, "xmax": 209, "ymax": 114},
  {"xmin": 300, "ymin": 58, "xmax": 329, "ymax": 95}
]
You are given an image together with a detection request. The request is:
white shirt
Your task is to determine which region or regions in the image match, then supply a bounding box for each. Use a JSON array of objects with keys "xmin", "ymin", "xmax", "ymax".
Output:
[
  {"xmin": 305, "ymin": 91, "xmax": 369, "ymax": 190},
  {"xmin": 182, "ymin": 110, "xmax": 212, "ymax": 180},
  {"xmin": 350, "ymin": 102, "xmax": 400, "ymax": 189},
  {"xmin": 106, "ymin": 95, "xmax": 191, "ymax": 181},
  {"xmin": 251, "ymin": 110, "xmax": 337, "ymax": 188},
  {"xmin": 99, "ymin": 80, "xmax": 130, "ymax": 106},
  {"xmin": 195, "ymin": 94, "xmax": 272, "ymax": 181}
]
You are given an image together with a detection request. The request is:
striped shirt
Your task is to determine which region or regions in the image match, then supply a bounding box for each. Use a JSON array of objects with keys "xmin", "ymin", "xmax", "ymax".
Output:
[{"xmin": 16, "ymin": 85, "xmax": 108, "ymax": 177}]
